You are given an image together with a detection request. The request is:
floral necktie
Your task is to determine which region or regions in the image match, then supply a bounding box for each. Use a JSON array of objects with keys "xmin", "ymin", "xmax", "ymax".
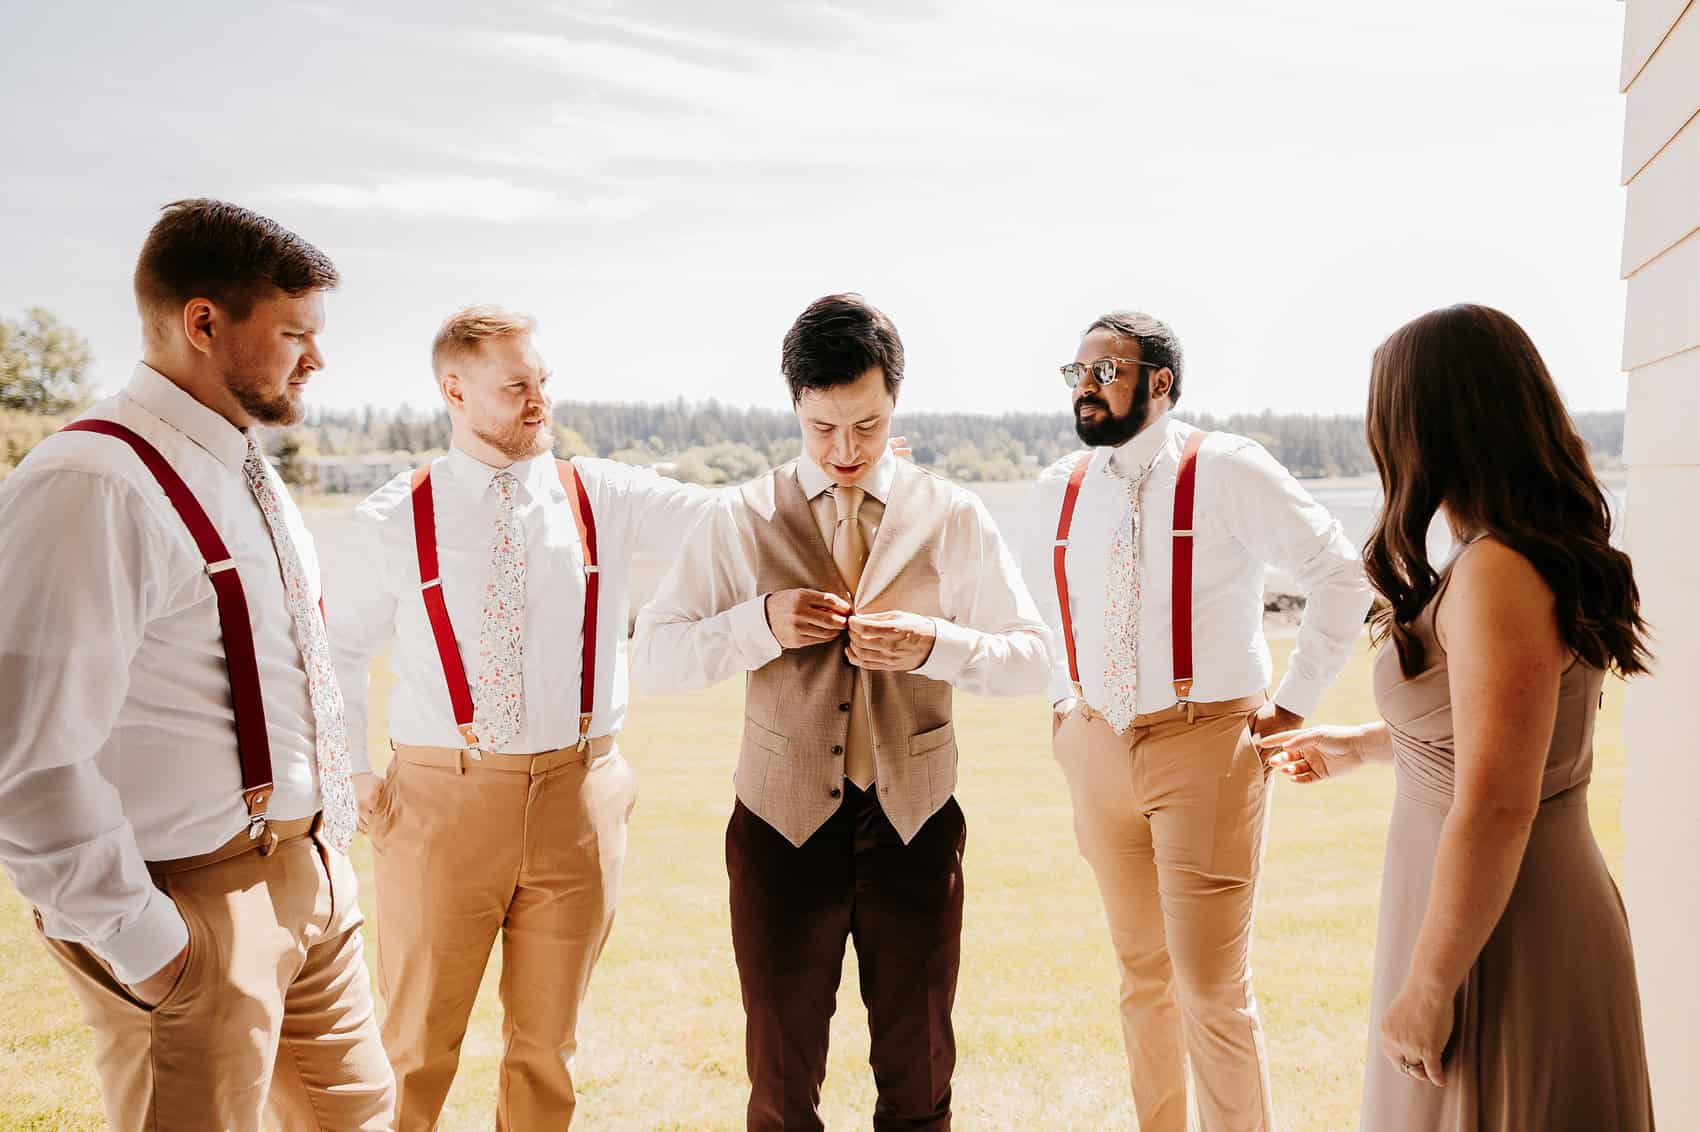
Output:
[
  {"xmin": 1103, "ymin": 455, "xmax": 1160, "ymax": 734},
  {"xmin": 473, "ymin": 471, "xmax": 526, "ymax": 753},
  {"xmin": 241, "ymin": 434, "xmax": 357, "ymax": 851}
]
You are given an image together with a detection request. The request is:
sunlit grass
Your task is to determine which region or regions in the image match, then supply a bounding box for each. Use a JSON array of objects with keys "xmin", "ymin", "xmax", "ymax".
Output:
[{"xmin": 0, "ymin": 638, "xmax": 1628, "ymax": 1130}]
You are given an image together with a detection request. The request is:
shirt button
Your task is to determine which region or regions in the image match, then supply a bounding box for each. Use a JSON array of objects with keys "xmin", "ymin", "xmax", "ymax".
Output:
[
  {"xmin": 831, "ymin": 745, "xmax": 844, "ymax": 755},
  {"xmin": 829, "ymin": 786, "xmax": 842, "ymax": 799},
  {"xmin": 839, "ymin": 702, "xmax": 851, "ymax": 712}
]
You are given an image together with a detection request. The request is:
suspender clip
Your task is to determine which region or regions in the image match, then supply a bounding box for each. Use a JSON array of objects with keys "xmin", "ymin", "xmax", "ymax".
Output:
[
  {"xmin": 205, "ymin": 558, "xmax": 237, "ymax": 575},
  {"xmin": 577, "ymin": 713, "xmax": 593, "ymax": 753},
  {"xmin": 457, "ymin": 723, "xmax": 483, "ymax": 764}
]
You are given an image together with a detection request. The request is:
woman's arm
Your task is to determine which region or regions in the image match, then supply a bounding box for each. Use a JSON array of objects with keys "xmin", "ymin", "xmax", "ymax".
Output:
[{"xmin": 1380, "ymin": 538, "xmax": 1566, "ymax": 1083}]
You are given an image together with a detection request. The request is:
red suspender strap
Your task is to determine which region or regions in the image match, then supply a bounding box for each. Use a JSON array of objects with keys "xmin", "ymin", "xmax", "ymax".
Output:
[
  {"xmin": 556, "ymin": 460, "xmax": 600, "ymax": 750},
  {"xmin": 1171, "ymin": 430, "xmax": 1207, "ymax": 701},
  {"xmin": 410, "ymin": 466, "xmax": 480, "ymax": 750},
  {"xmin": 60, "ymin": 420, "xmax": 276, "ymax": 821},
  {"xmin": 1052, "ymin": 455, "xmax": 1092, "ymax": 698},
  {"xmin": 408, "ymin": 461, "xmax": 602, "ymax": 754}
]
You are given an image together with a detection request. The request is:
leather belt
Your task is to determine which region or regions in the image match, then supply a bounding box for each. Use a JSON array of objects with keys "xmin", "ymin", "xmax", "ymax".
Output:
[{"xmin": 147, "ymin": 814, "xmax": 321, "ymax": 877}]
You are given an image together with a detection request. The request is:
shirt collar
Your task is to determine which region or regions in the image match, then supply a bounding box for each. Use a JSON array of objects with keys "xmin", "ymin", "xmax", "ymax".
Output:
[
  {"xmin": 797, "ymin": 448, "xmax": 897, "ymax": 504},
  {"xmin": 123, "ymin": 362, "xmax": 253, "ymax": 474},
  {"xmin": 444, "ymin": 444, "xmax": 559, "ymax": 503},
  {"xmin": 1109, "ymin": 411, "xmax": 1178, "ymax": 476}
]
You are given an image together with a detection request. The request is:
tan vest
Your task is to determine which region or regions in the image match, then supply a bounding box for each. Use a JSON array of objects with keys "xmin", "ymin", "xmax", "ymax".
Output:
[{"xmin": 734, "ymin": 459, "xmax": 959, "ymax": 846}]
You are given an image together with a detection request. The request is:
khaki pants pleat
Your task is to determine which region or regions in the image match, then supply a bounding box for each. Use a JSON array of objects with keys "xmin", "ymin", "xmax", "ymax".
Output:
[
  {"xmin": 1053, "ymin": 703, "xmax": 1277, "ymax": 1132},
  {"xmin": 36, "ymin": 828, "xmax": 394, "ymax": 1132},
  {"xmin": 372, "ymin": 747, "xmax": 637, "ymax": 1132}
]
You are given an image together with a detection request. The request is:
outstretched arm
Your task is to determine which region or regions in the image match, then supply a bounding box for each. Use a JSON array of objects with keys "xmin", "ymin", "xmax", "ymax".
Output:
[{"xmin": 1224, "ymin": 441, "xmax": 1374, "ymax": 720}]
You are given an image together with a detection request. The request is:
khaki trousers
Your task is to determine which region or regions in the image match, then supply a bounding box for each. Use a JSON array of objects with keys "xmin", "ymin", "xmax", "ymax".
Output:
[
  {"xmin": 36, "ymin": 815, "xmax": 396, "ymax": 1132},
  {"xmin": 371, "ymin": 741, "xmax": 637, "ymax": 1132},
  {"xmin": 1053, "ymin": 697, "xmax": 1277, "ymax": 1132}
]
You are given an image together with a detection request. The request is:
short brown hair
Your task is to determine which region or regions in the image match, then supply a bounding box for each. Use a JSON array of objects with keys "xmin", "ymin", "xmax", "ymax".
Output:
[
  {"xmin": 780, "ymin": 293, "xmax": 904, "ymax": 403},
  {"xmin": 133, "ymin": 199, "xmax": 338, "ymax": 326},
  {"xmin": 431, "ymin": 305, "xmax": 537, "ymax": 376}
]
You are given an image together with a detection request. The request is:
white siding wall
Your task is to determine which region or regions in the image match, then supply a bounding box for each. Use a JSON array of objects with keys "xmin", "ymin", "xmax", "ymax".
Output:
[{"xmin": 1619, "ymin": 2, "xmax": 1700, "ymax": 1126}]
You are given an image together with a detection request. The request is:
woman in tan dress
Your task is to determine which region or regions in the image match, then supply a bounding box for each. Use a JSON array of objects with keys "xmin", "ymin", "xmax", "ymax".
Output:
[{"xmin": 1258, "ymin": 304, "xmax": 1655, "ymax": 1131}]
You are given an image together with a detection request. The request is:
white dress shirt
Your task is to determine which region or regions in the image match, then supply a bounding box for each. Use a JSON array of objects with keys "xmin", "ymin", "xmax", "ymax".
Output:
[
  {"xmin": 0, "ymin": 364, "xmax": 326, "ymax": 985},
  {"xmin": 326, "ymin": 445, "xmax": 718, "ymax": 766},
  {"xmin": 631, "ymin": 451, "xmax": 1053, "ymax": 697},
  {"xmin": 1025, "ymin": 413, "xmax": 1373, "ymax": 718}
]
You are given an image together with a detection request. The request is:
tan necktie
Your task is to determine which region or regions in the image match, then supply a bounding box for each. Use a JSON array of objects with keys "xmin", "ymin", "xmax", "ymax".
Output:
[{"xmin": 831, "ymin": 486, "xmax": 875, "ymax": 788}]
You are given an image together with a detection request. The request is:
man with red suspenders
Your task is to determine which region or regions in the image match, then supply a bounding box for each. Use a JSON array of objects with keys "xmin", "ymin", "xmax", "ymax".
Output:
[
  {"xmin": 322, "ymin": 305, "xmax": 724, "ymax": 1130},
  {"xmin": 0, "ymin": 200, "xmax": 394, "ymax": 1130},
  {"xmin": 1028, "ymin": 311, "xmax": 1372, "ymax": 1132}
]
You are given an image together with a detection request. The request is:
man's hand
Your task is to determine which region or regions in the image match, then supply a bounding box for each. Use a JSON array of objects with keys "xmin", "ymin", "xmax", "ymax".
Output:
[
  {"xmin": 127, "ymin": 941, "xmax": 190, "ymax": 1007},
  {"xmin": 846, "ymin": 611, "xmax": 936, "ymax": 672},
  {"xmin": 1051, "ymin": 697, "xmax": 1078, "ymax": 737},
  {"xmin": 354, "ymin": 771, "xmax": 382, "ymax": 834},
  {"xmin": 766, "ymin": 589, "xmax": 852, "ymax": 650},
  {"xmin": 1248, "ymin": 700, "xmax": 1304, "ymax": 762}
]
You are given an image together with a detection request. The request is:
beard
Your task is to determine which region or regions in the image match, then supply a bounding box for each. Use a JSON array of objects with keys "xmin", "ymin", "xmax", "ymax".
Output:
[
  {"xmin": 473, "ymin": 415, "xmax": 554, "ymax": 462},
  {"xmin": 1073, "ymin": 370, "xmax": 1151, "ymax": 447},
  {"xmin": 227, "ymin": 365, "xmax": 305, "ymax": 428}
]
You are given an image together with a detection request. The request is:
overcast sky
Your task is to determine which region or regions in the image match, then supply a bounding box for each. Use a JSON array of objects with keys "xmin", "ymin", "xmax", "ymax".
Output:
[{"xmin": 1, "ymin": 0, "xmax": 1631, "ymax": 418}]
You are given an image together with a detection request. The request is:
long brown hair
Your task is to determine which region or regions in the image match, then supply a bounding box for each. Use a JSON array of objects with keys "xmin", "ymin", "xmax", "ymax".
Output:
[{"xmin": 1364, "ymin": 304, "xmax": 1649, "ymax": 678}]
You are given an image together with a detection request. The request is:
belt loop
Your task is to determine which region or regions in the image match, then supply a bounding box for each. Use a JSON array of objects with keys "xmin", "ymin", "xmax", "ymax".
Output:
[
  {"xmin": 456, "ymin": 747, "xmax": 466, "ymax": 775},
  {"xmin": 1186, "ymin": 701, "xmax": 1197, "ymax": 725}
]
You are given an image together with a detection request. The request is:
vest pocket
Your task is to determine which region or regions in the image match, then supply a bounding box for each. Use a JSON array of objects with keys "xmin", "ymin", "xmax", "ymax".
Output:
[
  {"xmin": 908, "ymin": 721, "xmax": 955, "ymax": 757},
  {"xmin": 735, "ymin": 717, "xmax": 788, "ymax": 802},
  {"xmin": 741, "ymin": 717, "xmax": 791, "ymax": 758}
]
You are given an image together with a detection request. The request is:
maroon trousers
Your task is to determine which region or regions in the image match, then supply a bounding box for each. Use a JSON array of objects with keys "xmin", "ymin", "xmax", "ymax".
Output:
[{"xmin": 726, "ymin": 781, "xmax": 966, "ymax": 1132}]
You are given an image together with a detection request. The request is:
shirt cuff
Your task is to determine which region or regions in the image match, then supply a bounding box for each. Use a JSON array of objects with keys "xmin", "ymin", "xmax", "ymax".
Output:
[
  {"xmin": 1272, "ymin": 671, "xmax": 1324, "ymax": 720},
  {"xmin": 730, "ymin": 593, "xmax": 783, "ymax": 670},
  {"xmin": 913, "ymin": 618, "xmax": 975, "ymax": 683},
  {"xmin": 1047, "ymin": 668, "xmax": 1077, "ymax": 709},
  {"xmin": 95, "ymin": 888, "xmax": 191, "ymax": 987}
]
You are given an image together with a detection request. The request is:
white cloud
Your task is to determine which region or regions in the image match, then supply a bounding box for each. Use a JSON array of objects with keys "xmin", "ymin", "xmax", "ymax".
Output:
[{"xmin": 263, "ymin": 177, "xmax": 647, "ymax": 223}]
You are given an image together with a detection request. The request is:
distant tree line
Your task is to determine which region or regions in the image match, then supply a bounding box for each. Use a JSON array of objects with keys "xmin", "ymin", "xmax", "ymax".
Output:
[
  {"xmin": 0, "ymin": 305, "xmax": 1630, "ymax": 485},
  {"xmin": 298, "ymin": 399, "xmax": 1626, "ymax": 483}
]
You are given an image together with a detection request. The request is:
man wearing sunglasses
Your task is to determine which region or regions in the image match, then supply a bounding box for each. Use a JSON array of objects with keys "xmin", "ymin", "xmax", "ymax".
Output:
[{"xmin": 1025, "ymin": 311, "xmax": 1372, "ymax": 1132}]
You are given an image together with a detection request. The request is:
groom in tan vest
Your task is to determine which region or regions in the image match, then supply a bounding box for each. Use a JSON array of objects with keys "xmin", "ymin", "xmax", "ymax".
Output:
[{"xmin": 632, "ymin": 293, "xmax": 1051, "ymax": 1131}]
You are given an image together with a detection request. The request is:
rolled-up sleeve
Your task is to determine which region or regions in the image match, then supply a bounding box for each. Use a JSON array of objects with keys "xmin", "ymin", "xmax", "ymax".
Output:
[{"xmin": 0, "ymin": 469, "xmax": 189, "ymax": 985}]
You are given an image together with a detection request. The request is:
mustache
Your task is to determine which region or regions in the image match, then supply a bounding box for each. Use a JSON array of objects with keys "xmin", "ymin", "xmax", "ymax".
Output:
[{"xmin": 1075, "ymin": 396, "xmax": 1110, "ymax": 413}]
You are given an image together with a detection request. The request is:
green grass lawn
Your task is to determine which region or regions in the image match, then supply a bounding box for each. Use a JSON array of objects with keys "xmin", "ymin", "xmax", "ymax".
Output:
[{"xmin": 0, "ymin": 636, "xmax": 1628, "ymax": 1130}]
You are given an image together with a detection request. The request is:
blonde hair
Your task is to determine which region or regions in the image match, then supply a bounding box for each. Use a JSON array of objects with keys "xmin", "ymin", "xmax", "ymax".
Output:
[{"xmin": 430, "ymin": 305, "xmax": 537, "ymax": 376}]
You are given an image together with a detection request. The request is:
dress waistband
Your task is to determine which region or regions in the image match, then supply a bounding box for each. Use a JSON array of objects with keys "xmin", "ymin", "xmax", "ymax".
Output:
[{"xmin": 1394, "ymin": 744, "xmax": 1591, "ymax": 813}]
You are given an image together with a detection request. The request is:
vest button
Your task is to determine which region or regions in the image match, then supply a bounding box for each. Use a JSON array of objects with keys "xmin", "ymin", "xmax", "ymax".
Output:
[
  {"xmin": 839, "ymin": 702, "xmax": 851, "ymax": 712},
  {"xmin": 829, "ymin": 786, "xmax": 842, "ymax": 799},
  {"xmin": 830, "ymin": 745, "xmax": 844, "ymax": 755}
]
